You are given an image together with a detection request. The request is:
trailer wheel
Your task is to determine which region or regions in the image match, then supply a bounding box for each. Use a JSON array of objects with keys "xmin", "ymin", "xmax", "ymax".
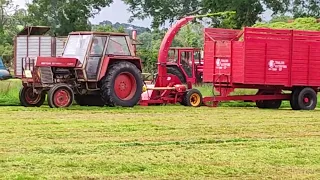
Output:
[
  {"xmin": 183, "ymin": 89, "xmax": 202, "ymax": 107},
  {"xmin": 290, "ymin": 88, "xmax": 301, "ymax": 110},
  {"xmin": 297, "ymin": 87, "xmax": 317, "ymax": 110},
  {"xmin": 101, "ymin": 61, "xmax": 143, "ymax": 107},
  {"xmin": 48, "ymin": 84, "xmax": 74, "ymax": 108},
  {"xmin": 256, "ymin": 101, "xmax": 266, "ymax": 108},
  {"xmin": 19, "ymin": 86, "xmax": 45, "ymax": 107},
  {"xmin": 74, "ymin": 95, "xmax": 105, "ymax": 107},
  {"xmin": 255, "ymin": 90, "xmax": 282, "ymax": 109},
  {"xmin": 265, "ymin": 100, "xmax": 282, "ymax": 109},
  {"xmin": 167, "ymin": 66, "xmax": 186, "ymax": 83}
]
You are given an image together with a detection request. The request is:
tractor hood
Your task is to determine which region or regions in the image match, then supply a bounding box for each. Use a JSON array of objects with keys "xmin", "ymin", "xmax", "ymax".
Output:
[{"xmin": 35, "ymin": 57, "xmax": 79, "ymax": 67}]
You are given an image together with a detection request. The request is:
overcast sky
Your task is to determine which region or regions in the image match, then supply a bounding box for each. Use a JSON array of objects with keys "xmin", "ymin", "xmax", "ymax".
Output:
[{"xmin": 13, "ymin": 0, "xmax": 271, "ymax": 28}]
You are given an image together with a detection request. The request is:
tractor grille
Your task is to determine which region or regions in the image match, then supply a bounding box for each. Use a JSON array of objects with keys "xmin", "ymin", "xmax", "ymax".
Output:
[{"xmin": 39, "ymin": 67, "xmax": 53, "ymax": 84}]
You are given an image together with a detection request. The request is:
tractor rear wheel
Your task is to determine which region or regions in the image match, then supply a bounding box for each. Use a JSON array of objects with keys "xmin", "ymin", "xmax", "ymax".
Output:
[
  {"xmin": 101, "ymin": 61, "xmax": 143, "ymax": 107},
  {"xmin": 167, "ymin": 66, "xmax": 186, "ymax": 84},
  {"xmin": 19, "ymin": 86, "xmax": 45, "ymax": 107},
  {"xmin": 182, "ymin": 89, "xmax": 202, "ymax": 107},
  {"xmin": 297, "ymin": 87, "xmax": 317, "ymax": 110},
  {"xmin": 74, "ymin": 95, "xmax": 105, "ymax": 107},
  {"xmin": 47, "ymin": 84, "xmax": 74, "ymax": 108}
]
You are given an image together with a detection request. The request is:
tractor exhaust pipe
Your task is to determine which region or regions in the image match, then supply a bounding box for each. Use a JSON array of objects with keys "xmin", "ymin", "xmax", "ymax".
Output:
[{"xmin": 132, "ymin": 30, "xmax": 137, "ymax": 56}]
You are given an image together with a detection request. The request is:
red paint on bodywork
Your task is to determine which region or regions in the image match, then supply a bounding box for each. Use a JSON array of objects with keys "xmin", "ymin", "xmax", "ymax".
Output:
[
  {"xmin": 203, "ymin": 27, "xmax": 320, "ymax": 88},
  {"xmin": 36, "ymin": 57, "xmax": 78, "ymax": 67},
  {"xmin": 202, "ymin": 27, "xmax": 320, "ymax": 107}
]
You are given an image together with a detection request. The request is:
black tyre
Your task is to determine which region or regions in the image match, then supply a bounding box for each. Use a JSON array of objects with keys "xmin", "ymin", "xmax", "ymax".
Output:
[
  {"xmin": 290, "ymin": 88, "xmax": 301, "ymax": 110},
  {"xmin": 167, "ymin": 66, "xmax": 186, "ymax": 84},
  {"xmin": 47, "ymin": 84, "xmax": 74, "ymax": 108},
  {"xmin": 265, "ymin": 100, "xmax": 282, "ymax": 109},
  {"xmin": 101, "ymin": 61, "xmax": 143, "ymax": 107},
  {"xmin": 255, "ymin": 90, "xmax": 282, "ymax": 109},
  {"xmin": 297, "ymin": 87, "xmax": 317, "ymax": 110},
  {"xmin": 74, "ymin": 95, "xmax": 105, "ymax": 107},
  {"xmin": 256, "ymin": 101, "xmax": 266, "ymax": 109},
  {"xmin": 196, "ymin": 72, "xmax": 203, "ymax": 84},
  {"xmin": 182, "ymin": 89, "xmax": 203, "ymax": 107},
  {"xmin": 19, "ymin": 86, "xmax": 45, "ymax": 107}
]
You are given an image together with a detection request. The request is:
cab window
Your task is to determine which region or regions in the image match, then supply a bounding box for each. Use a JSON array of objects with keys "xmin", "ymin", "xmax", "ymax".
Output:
[
  {"xmin": 90, "ymin": 36, "xmax": 107, "ymax": 55},
  {"xmin": 106, "ymin": 36, "xmax": 131, "ymax": 56}
]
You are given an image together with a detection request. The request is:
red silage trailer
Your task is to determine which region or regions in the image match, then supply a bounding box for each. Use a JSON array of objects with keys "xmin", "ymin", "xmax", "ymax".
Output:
[{"xmin": 202, "ymin": 27, "xmax": 320, "ymax": 110}]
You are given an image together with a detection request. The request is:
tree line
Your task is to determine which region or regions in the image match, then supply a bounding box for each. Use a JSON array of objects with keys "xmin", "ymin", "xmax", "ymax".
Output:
[{"xmin": 0, "ymin": 0, "xmax": 319, "ymax": 72}]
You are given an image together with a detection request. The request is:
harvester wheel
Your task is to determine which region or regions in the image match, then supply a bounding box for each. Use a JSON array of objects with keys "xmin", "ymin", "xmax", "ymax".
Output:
[
  {"xmin": 167, "ymin": 66, "xmax": 186, "ymax": 84},
  {"xmin": 290, "ymin": 88, "xmax": 301, "ymax": 110},
  {"xmin": 297, "ymin": 87, "xmax": 317, "ymax": 110},
  {"xmin": 47, "ymin": 84, "xmax": 74, "ymax": 108},
  {"xmin": 19, "ymin": 86, "xmax": 45, "ymax": 107},
  {"xmin": 101, "ymin": 61, "xmax": 143, "ymax": 107},
  {"xmin": 182, "ymin": 89, "xmax": 202, "ymax": 107},
  {"xmin": 74, "ymin": 95, "xmax": 105, "ymax": 107}
]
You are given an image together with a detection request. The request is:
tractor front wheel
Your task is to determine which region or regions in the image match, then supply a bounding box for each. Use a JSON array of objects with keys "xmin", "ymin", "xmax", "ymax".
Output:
[
  {"xmin": 101, "ymin": 61, "xmax": 143, "ymax": 107},
  {"xmin": 47, "ymin": 84, "xmax": 74, "ymax": 108},
  {"xmin": 19, "ymin": 86, "xmax": 45, "ymax": 107},
  {"xmin": 182, "ymin": 89, "xmax": 203, "ymax": 107}
]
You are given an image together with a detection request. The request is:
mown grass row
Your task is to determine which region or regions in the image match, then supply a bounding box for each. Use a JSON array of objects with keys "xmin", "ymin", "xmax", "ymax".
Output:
[
  {"xmin": 0, "ymin": 79, "xmax": 318, "ymax": 108},
  {"xmin": 1, "ymin": 80, "xmax": 320, "ymax": 179},
  {"xmin": 0, "ymin": 104, "xmax": 319, "ymax": 179}
]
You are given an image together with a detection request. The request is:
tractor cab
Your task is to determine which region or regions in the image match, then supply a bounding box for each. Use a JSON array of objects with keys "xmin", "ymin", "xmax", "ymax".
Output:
[
  {"xmin": 167, "ymin": 47, "xmax": 203, "ymax": 84},
  {"xmin": 61, "ymin": 32, "xmax": 135, "ymax": 81}
]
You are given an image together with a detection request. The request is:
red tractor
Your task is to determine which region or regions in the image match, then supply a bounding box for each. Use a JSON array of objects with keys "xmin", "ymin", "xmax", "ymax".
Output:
[
  {"xmin": 19, "ymin": 31, "xmax": 143, "ymax": 108},
  {"xmin": 167, "ymin": 47, "xmax": 204, "ymax": 84}
]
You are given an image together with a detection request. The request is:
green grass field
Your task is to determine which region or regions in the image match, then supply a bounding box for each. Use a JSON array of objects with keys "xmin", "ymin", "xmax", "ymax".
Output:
[{"xmin": 0, "ymin": 80, "xmax": 320, "ymax": 179}]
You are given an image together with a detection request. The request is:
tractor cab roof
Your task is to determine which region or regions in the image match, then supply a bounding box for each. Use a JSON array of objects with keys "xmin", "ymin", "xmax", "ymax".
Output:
[{"xmin": 69, "ymin": 31, "xmax": 129, "ymax": 36}]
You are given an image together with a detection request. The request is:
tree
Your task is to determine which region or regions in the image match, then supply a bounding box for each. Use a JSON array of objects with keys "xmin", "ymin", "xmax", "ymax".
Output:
[
  {"xmin": 291, "ymin": 0, "xmax": 320, "ymax": 18},
  {"xmin": 92, "ymin": 24, "xmax": 125, "ymax": 33},
  {"xmin": 123, "ymin": 0, "xmax": 201, "ymax": 29},
  {"xmin": 25, "ymin": 0, "xmax": 114, "ymax": 36},
  {"xmin": 0, "ymin": 0, "xmax": 25, "ymax": 66},
  {"xmin": 174, "ymin": 23, "xmax": 203, "ymax": 47},
  {"xmin": 122, "ymin": 0, "xmax": 294, "ymax": 29},
  {"xmin": 0, "ymin": 0, "xmax": 18, "ymax": 33}
]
